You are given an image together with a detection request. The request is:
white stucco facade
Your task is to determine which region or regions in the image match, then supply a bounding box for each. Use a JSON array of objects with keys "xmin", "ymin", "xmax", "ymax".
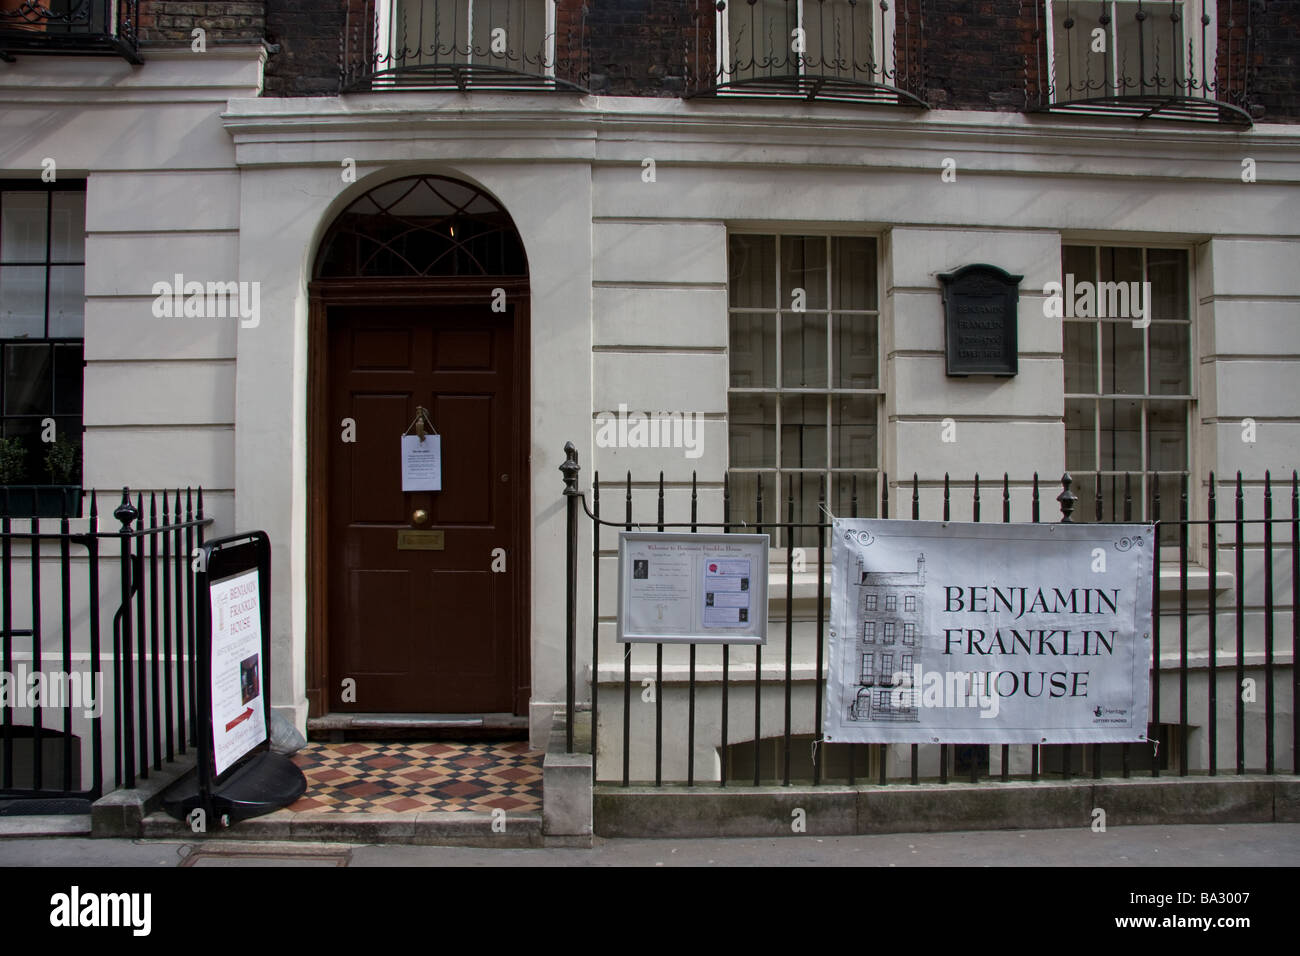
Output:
[{"xmin": 2, "ymin": 46, "xmax": 1297, "ymax": 781}]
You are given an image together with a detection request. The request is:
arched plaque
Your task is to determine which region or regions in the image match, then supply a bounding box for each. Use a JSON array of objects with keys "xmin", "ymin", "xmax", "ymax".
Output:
[{"xmin": 938, "ymin": 263, "xmax": 1022, "ymax": 377}]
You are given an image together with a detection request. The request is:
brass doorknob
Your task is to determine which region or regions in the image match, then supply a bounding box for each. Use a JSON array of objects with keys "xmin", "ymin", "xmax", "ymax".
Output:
[{"xmin": 412, "ymin": 509, "xmax": 429, "ymax": 526}]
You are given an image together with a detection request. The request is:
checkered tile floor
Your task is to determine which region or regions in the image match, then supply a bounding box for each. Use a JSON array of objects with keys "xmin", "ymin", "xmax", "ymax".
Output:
[{"xmin": 287, "ymin": 741, "xmax": 542, "ymax": 814}]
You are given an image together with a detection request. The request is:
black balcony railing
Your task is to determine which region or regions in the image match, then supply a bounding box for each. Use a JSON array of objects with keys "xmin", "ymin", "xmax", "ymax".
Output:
[
  {"xmin": 0, "ymin": 0, "xmax": 140, "ymax": 64},
  {"xmin": 1027, "ymin": 0, "xmax": 1255, "ymax": 127},
  {"xmin": 341, "ymin": 0, "xmax": 589, "ymax": 93},
  {"xmin": 687, "ymin": 0, "xmax": 927, "ymax": 107}
]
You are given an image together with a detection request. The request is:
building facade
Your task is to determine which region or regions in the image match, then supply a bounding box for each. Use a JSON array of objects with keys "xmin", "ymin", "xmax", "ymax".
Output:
[{"xmin": 1, "ymin": 0, "xmax": 1297, "ymax": 784}]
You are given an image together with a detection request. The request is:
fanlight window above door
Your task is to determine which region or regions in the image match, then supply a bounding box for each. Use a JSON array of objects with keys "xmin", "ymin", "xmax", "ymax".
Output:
[{"xmin": 316, "ymin": 175, "xmax": 527, "ymax": 278}]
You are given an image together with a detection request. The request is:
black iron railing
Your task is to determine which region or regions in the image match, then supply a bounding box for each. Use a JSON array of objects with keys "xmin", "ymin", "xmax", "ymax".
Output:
[
  {"xmin": 687, "ymin": 0, "xmax": 927, "ymax": 106},
  {"xmin": 341, "ymin": 0, "xmax": 589, "ymax": 93},
  {"xmin": 1027, "ymin": 0, "xmax": 1255, "ymax": 126},
  {"xmin": 0, "ymin": 487, "xmax": 210, "ymax": 809},
  {"xmin": 560, "ymin": 444, "xmax": 1298, "ymax": 788},
  {"xmin": 0, "ymin": 0, "xmax": 140, "ymax": 63}
]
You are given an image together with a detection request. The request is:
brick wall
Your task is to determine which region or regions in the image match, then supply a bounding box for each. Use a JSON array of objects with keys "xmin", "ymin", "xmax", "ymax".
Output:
[
  {"xmin": 1247, "ymin": 0, "xmax": 1300, "ymax": 121},
  {"xmin": 923, "ymin": 0, "xmax": 1035, "ymax": 111},
  {"xmin": 250, "ymin": 0, "xmax": 1298, "ymax": 121},
  {"xmin": 583, "ymin": 0, "xmax": 697, "ymax": 96},
  {"xmin": 263, "ymin": 0, "xmax": 348, "ymax": 96},
  {"xmin": 137, "ymin": 0, "xmax": 266, "ymax": 47}
]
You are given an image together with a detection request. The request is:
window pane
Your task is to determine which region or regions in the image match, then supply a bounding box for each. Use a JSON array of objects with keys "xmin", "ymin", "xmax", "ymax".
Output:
[
  {"xmin": 729, "ymin": 311, "xmax": 776, "ymax": 387},
  {"xmin": 4, "ymin": 344, "xmax": 53, "ymax": 416},
  {"xmin": 729, "ymin": 235, "xmax": 775, "ymax": 309},
  {"xmin": 1147, "ymin": 400, "xmax": 1187, "ymax": 473},
  {"xmin": 1071, "ymin": 472, "xmax": 1099, "ymax": 521},
  {"xmin": 1062, "ymin": 245, "xmax": 1096, "ymax": 286},
  {"xmin": 831, "ymin": 237, "xmax": 877, "ymax": 311},
  {"xmin": 728, "ymin": 393, "xmax": 775, "ymax": 468},
  {"xmin": 0, "ymin": 419, "xmax": 38, "ymax": 484},
  {"xmin": 472, "ymin": 0, "xmax": 547, "ymax": 72},
  {"xmin": 47, "ymin": 265, "xmax": 84, "ymax": 337},
  {"xmin": 1114, "ymin": 0, "xmax": 1184, "ymax": 94},
  {"xmin": 781, "ymin": 311, "xmax": 827, "ymax": 387},
  {"xmin": 1, "ymin": 192, "xmax": 47, "ymax": 263},
  {"xmin": 781, "ymin": 393, "xmax": 827, "ymax": 469},
  {"xmin": 398, "ymin": 0, "xmax": 470, "ymax": 63},
  {"xmin": 832, "ymin": 313, "xmax": 878, "ymax": 389},
  {"xmin": 1065, "ymin": 398, "xmax": 1096, "ymax": 472},
  {"xmin": 832, "ymin": 472, "xmax": 877, "ymax": 518},
  {"xmin": 728, "ymin": 471, "xmax": 777, "ymax": 540},
  {"xmin": 1100, "ymin": 246, "xmax": 1143, "ymax": 287},
  {"xmin": 727, "ymin": 0, "xmax": 796, "ymax": 79},
  {"xmin": 780, "ymin": 236, "xmax": 828, "ymax": 312},
  {"xmin": 787, "ymin": 472, "xmax": 824, "ymax": 549},
  {"xmin": 1052, "ymin": 8, "xmax": 1108, "ymax": 100},
  {"xmin": 1063, "ymin": 321, "xmax": 1097, "ymax": 393},
  {"xmin": 803, "ymin": 0, "xmax": 876, "ymax": 76},
  {"xmin": 53, "ymin": 344, "xmax": 83, "ymax": 416},
  {"xmin": 0, "ymin": 265, "xmax": 45, "ymax": 337},
  {"xmin": 49, "ymin": 192, "xmax": 85, "ymax": 263},
  {"xmin": 1101, "ymin": 320, "xmax": 1144, "ymax": 394},
  {"xmin": 1146, "ymin": 248, "xmax": 1188, "ymax": 321},
  {"xmin": 1100, "ymin": 399, "xmax": 1142, "ymax": 472},
  {"xmin": 832, "ymin": 393, "xmax": 876, "ymax": 468},
  {"xmin": 1149, "ymin": 322, "xmax": 1190, "ymax": 395}
]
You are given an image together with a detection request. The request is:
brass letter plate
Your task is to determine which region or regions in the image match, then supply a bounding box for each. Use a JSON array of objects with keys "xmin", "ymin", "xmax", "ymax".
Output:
[{"xmin": 397, "ymin": 530, "xmax": 445, "ymax": 551}]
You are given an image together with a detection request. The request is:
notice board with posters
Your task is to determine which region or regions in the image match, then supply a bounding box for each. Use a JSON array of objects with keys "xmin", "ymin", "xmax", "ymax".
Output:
[
  {"xmin": 617, "ymin": 532, "xmax": 769, "ymax": 645},
  {"xmin": 823, "ymin": 519, "xmax": 1154, "ymax": 745}
]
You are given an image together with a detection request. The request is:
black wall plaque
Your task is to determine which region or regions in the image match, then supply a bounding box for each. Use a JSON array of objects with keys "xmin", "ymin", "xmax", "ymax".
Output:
[{"xmin": 938, "ymin": 263, "xmax": 1022, "ymax": 377}]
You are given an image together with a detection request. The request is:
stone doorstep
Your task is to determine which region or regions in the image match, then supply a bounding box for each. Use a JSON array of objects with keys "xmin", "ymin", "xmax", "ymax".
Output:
[
  {"xmin": 140, "ymin": 808, "xmax": 547, "ymax": 848},
  {"xmin": 593, "ymin": 775, "xmax": 1300, "ymax": 838}
]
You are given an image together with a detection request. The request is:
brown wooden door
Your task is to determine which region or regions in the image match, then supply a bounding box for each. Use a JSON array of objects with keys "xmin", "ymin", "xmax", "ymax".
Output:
[{"xmin": 327, "ymin": 304, "xmax": 517, "ymax": 713}]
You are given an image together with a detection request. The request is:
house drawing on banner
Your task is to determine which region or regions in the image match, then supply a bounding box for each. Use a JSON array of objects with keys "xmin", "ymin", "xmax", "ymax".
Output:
[{"xmin": 850, "ymin": 554, "xmax": 925, "ymax": 723}]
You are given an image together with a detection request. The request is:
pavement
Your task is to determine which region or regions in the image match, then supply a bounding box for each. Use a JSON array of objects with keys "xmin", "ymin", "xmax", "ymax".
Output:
[{"xmin": 1, "ymin": 822, "xmax": 1297, "ymax": 867}]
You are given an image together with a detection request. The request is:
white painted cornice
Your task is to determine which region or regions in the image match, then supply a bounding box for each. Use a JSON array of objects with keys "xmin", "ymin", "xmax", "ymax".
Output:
[{"xmin": 222, "ymin": 93, "xmax": 1300, "ymax": 182}]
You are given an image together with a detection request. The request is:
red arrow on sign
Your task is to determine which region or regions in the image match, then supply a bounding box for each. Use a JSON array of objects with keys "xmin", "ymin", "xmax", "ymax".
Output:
[{"xmin": 225, "ymin": 707, "xmax": 254, "ymax": 732}]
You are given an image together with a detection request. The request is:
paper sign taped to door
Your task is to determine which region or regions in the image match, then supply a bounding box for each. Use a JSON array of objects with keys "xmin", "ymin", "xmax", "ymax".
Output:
[{"xmin": 401, "ymin": 434, "xmax": 442, "ymax": 491}]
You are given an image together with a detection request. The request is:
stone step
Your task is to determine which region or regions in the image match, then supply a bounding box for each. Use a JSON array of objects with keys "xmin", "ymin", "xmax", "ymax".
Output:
[{"xmin": 141, "ymin": 808, "xmax": 544, "ymax": 848}]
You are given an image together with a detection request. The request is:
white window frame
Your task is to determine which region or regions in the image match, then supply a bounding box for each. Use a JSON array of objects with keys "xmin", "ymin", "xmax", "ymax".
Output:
[
  {"xmin": 1060, "ymin": 240, "xmax": 1197, "ymax": 525},
  {"xmin": 1044, "ymin": 0, "xmax": 1217, "ymax": 102},
  {"xmin": 725, "ymin": 229, "xmax": 886, "ymax": 549},
  {"xmin": 377, "ymin": 0, "xmax": 557, "ymax": 78},
  {"xmin": 716, "ymin": 0, "xmax": 895, "ymax": 85}
]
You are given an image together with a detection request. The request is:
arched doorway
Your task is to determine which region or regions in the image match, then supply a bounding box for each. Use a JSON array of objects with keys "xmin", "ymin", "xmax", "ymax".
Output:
[{"xmin": 306, "ymin": 175, "xmax": 530, "ymax": 719}]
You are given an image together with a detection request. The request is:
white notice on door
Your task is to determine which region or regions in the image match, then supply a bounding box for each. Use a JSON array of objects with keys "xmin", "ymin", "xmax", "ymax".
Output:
[{"xmin": 401, "ymin": 434, "xmax": 442, "ymax": 491}]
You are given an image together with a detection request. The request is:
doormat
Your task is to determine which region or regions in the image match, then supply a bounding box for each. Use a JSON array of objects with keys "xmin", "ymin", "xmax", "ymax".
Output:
[{"xmin": 286, "ymin": 740, "xmax": 542, "ymax": 814}]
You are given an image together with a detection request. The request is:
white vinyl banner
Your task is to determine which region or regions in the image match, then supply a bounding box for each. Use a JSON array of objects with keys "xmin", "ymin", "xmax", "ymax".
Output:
[{"xmin": 824, "ymin": 519, "xmax": 1154, "ymax": 745}]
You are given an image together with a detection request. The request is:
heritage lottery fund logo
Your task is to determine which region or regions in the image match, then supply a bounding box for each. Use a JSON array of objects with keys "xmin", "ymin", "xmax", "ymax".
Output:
[{"xmin": 49, "ymin": 887, "xmax": 151, "ymax": 936}]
